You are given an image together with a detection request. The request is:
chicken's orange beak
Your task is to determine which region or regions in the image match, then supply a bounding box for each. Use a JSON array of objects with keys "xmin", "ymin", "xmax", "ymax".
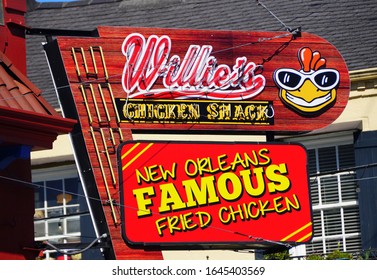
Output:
[{"xmin": 279, "ymin": 80, "xmax": 337, "ymax": 114}]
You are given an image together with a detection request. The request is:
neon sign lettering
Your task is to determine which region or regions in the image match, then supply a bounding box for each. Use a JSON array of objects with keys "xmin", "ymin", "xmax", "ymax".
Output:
[{"xmin": 121, "ymin": 33, "xmax": 266, "ymax": 100}]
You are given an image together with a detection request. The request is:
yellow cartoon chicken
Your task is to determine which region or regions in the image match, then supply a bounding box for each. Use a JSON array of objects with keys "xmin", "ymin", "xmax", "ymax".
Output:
[{"xmin": 273, "ymin": 47, "xmax": 340, "ymax": 115}]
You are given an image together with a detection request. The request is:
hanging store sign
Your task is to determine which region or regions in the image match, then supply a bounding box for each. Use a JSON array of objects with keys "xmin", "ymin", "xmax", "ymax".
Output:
[
  {"xmin": 118, "ymin": 141, "xmax": 312, "ymax": 247},
  {"xmin": 45, "ymin": 26, "xmax": 344, "ymax": 254},
  {"xmin": 52, "ymin": 26, "xmax": 349, "ymax": 133}
]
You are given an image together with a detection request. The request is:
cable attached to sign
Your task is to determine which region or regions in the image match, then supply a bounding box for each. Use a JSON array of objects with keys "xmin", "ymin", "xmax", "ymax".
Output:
[
  {"xmin": 254, "ymin": 0, "xmax": 302, "ymax": 44},
  {"xmin": 259, "ymin": 34, "xmax": 296, "ymax": 67},
  {"xmin": 234, "ymin": 231, "xmax": 293, "ymax": 248},
  {"xmin": 256, "ymin": 0, "xmax": 292, "ymax": 32}
]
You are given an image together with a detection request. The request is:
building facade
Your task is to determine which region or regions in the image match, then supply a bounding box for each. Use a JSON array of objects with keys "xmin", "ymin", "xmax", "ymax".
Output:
[
  {"xmin": 0, "ymin": 0, "xmax": 76, "ymax": 260},
  {"xmin": 26, "ymin": 0, "xmax": 377, "ymax": 260}
]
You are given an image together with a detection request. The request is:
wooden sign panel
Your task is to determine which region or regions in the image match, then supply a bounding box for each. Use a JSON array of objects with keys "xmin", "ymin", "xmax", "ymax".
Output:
[
  {"xmin": 119, "ymin": 141, "xmax": 312, "ymax": 247},
  {"xmin": 45, "ymin": 26, "xmax": 346, "ymax": 257},
  {"xmin": 55, "ymin": 26, "xmax": 349, "ymax": 133}
]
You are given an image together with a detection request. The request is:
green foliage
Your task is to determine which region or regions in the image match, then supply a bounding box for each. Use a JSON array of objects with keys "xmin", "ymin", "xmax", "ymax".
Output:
[
  {"xmin": 325, "ymin": 249, "xmax": 352, "ymax": 260},
  {"xmin": 305, "ymin": 249, "xmax": 353, "ymax": 260},
  {"xmin": 306, "ymin": 254, "xmax": 324, "ymax": 260},
  {"xmin": 264, "ymin": 250, "xmax": 290, "ymax": 260},
  {"xmin": 307, "ymin": 242, "xmax": 352, "ymax": 260},
  {"xmin": 263, "ymin": 246, "xmax": 353, "ymax": 260}
]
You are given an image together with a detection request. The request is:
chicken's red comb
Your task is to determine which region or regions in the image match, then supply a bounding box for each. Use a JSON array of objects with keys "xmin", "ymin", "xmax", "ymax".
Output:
[{"xmin": 299, "ymin": 47, "xmax": 326, "ymax": 72}]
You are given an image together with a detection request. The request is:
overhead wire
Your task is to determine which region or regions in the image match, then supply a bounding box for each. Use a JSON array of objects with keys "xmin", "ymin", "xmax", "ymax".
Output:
[
  {"xmin": 256, "ymin": 0, "xmax": 292, "ymax": 32},
  {"xmin": 0, "ymin": 174, "xmax": 290, "ymax": 249},
  {"xmin": 1, "ymin": 173, "xmax": 293, "ymax": 248},
  {"xmin": 2, "ymin": 159, "xmax": 369, "ymax": 208},
  {"xmin": 2, "ymin": 158, "xmax": 377, "ymax": 252},
  {"xmin": 0, "ymin": 31, "xmax": 296, "ymax": 107}
]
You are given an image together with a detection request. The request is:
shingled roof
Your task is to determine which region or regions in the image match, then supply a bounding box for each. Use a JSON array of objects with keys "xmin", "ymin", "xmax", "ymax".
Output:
[
  {"xmin": 0, "ymin": 52, "xmax": 57, "ymax": 115},
  {"xmin": 25, "ymin": 0, "xmax": 377, "ymax": 108},
  {"xmin": 0, "ymin": 52, "xmax": 76, "ymax": 149}
]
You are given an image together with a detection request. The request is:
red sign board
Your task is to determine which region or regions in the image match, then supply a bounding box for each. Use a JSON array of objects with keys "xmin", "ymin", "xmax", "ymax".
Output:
[
  {"xmin": 53, "ymin": 26, "xmax": 349, "ymax": 133},
  {"xmin": 119, "ymin": 141, "xmax": 312, "ymax": 247}
]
